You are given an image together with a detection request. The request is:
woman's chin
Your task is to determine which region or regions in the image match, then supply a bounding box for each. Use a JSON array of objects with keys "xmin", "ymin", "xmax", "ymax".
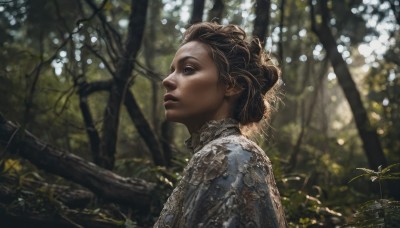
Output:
[{"xmin": 164, "ymin": 111, "xmax": 183, "ymax": 123}]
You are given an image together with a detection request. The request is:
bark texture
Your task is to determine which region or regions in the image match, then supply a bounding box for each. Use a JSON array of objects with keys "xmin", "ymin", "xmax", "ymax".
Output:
[
  {"xmin": 78, "ymin": 82, "xmax": 101, "ymax": 165},
  {"xmin": 124, "ymin": 90, "xmax": 165, "ymax": 166},
  {"xmin": 0, "ymin": 114, "xmax": 155, "ymax": 209},
  {"xmin": 100, "ymin": 0, "xmax": 148, "ymax": 170},
  {"xmin": 0, "ymin": 174, "xmax": 94, "ymax": 208},
  {"xmin": 72, "ymin": 78, "xmax": 167, "ymax": 167}
]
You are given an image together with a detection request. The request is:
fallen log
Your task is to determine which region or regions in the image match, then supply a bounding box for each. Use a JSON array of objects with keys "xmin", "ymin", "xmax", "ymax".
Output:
[
  {"xmin": 0, "ymin": 174, "xmax": 125, "ymax": 227},
  {"xmin": 0, "ymin": 113, "xmax": 155, "ymax": 209},
  {"xmin": 0, "ymin": 212, "xmax": 125, "ymax": 228},
  {"xmin": 0, "ymin": 174, "xmax": 94, "ymax": 208}
]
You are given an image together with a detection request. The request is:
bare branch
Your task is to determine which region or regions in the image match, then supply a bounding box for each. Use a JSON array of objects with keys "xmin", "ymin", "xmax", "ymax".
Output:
[
  {"xmin": 0, "ymin": 114, "xmax": 155, "ymax": 209},
  {"xmin": 84, "ymin": 0, "xmax": 123, "ymax": 54},
  {"xmin": 309, "ymin": 0, "xmax": 318, "ymax": 34},
  {"xmin": 84, "ymin": 43, "xmax": 116, "ymax": 77},
  {"xmin": 99, "ymin": 0, "xmax": 149, "ymax": 169},
  {"xmin": 76, "ymin": 0, "xmax": 108, "ymax": 26},
  {"xmin": 135, "ymin": 61, "xmax": 163, "ymax": 82},
  {"xmin": 124, "ymin": 90, "xmax": 166, "ymax": 166},
  {"xmin": 78, "ymin": 79, "xmax": 113, "ymax": 95}
]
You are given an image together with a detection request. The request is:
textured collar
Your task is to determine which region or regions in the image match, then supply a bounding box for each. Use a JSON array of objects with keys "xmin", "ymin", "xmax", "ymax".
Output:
[{"xmin": 185, "ymin": 118, "xmax": 241, "ymax": 153}]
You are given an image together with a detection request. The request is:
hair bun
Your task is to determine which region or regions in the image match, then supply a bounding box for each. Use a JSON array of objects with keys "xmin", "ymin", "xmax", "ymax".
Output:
[
  {"xmin": 260, "ymin": 64, "xmax": 280, "ymax": 94},
  {"xmin": 249, "ymin": 38, "xmax": 280, "ymax": 94},
  {"xmin": 182, "ymin": 22, "xmax": 281, "ymax": 125},
  {"xmin": 250, "ymin": 38, "xmax": 263, "ymax": 55}
]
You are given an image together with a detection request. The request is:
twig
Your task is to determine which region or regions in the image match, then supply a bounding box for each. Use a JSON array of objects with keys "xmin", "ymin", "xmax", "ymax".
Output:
[
  {"xmin": 76, "ymin": 0, "xmax": 108, "ymax": 26},
  {"xmin": 135, "ymin": 61, "xmax": 164, "ymax": 81},
  {"xmin": 84, "ymin": 0, "xmax": 123, "ymax": 55},
  {"xmin": 0, "ymin": 0, "xmax": 13, "ymax": 5},
  {"xmin": 1, "ymin": 125, "xmax": 21, "ymax": 156},
  {"xmin": 84, "ymin": 43, "xmax": 116, "ymax": 77}
]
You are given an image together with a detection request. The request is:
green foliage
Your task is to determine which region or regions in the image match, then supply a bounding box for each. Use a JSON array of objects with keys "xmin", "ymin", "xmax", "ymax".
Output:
[
  {"xmin": 279, "ymin": 174, "xmax": 345, "ymax": 227},
  {"xmin": 0, "ymin": 0, "xmax": 399, "ymax": 226},
  {"xmin": 346, "ymin": 164, "xmax": 400, "ymax": 227},
  {"xmin": 0, "ymin": 159, "xmax": 23, "ymax": 174},
  {"xmin": 349, "ymin": 164, "xmax": 400, "ymax": 183},
  {"xmin": 349, "ymin": 163, "xmax": 400, "ymax": 199},
  {"xmin": 348, "ymin": 199, "xmax": 400, "ymax": 228},
  {"xmin": 0, "ymin": 170, "xmax": 128, "ymax": 227}
]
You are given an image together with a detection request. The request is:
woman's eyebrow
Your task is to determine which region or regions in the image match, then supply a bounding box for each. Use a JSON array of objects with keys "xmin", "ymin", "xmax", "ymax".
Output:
[
  {"xmin": 178, "ymin": 56, "xmax": 199, "ymax": 63},
  {"xmin": 170, "ymin": 56, "xmax": 200, "ymax": 71}
]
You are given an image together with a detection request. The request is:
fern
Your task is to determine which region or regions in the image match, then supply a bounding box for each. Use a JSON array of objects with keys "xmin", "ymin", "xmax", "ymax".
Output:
[{"xmin": 349, "ymin": 163, "xmax": 400, "ymax": 199}]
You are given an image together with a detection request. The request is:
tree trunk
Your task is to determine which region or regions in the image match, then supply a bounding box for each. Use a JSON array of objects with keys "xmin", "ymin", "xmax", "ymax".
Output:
[
  {"xmin": 144, "ymin": 0, "xmax": 162, "ymax": 129},
  {"xmin": 78, "ymin": 84, "xmax": 101, "ymax": 165},
  {"xmin": 0, "ymin": 114, "xmax": 155, "ymax": 209},
  {"xmin": 207, "ymin": 0, "xmax": 224, "ymax": 23},
  {"xmin": 0, "ymin": 213, "xmax": 124, "ymax": 228},
  {"xmin": 0, "ymin": 174, "xmax": 94, "ymax": 208},
  {"xmin": 74, "ymin": 77, "xmax": 167, "ymax": 167},
  {"xmin": 100, "ymin": 0, "xmax": 148, "ymax": 170},
  {"xmin": 253, "ymin": 0, "xmax": 271, "ymax": 46},
  {"xmin": 309, "ymin": 0, "xmax": 387, "ymax": 172},
  {"xmin": 286, "ymin": 58, "xmax": 329, "ymax": 173},
  {"xmin": 278, "ymin": 0, "xmax": 285, "ymax": 61},
  {"xmin": 124, "ymin": 90, "xmax": 166, "ymax": 166},
  {"xmin": 190, "ymin": 0, "xmax": 205, "ymax": 24}
]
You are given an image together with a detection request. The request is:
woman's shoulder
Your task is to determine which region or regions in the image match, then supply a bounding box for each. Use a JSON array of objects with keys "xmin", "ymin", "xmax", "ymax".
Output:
[
  {"xmin": 189, "ymin": 134, "xmax": 272, "ymax": 180},
  {"xmin": 200, "ymin": 134, "xmax": 271, "ymax": 163}
]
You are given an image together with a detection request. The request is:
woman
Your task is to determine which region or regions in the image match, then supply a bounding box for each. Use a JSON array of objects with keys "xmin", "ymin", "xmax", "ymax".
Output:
[{"xmin": 155, "ymin": 22, "xmax": 287, "ymax": 228}]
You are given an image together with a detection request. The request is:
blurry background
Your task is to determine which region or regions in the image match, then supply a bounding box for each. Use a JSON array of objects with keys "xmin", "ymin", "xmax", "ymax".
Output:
[{"xmin": 0, "ymin": 0, "xmax": 399, "ymax": 227}]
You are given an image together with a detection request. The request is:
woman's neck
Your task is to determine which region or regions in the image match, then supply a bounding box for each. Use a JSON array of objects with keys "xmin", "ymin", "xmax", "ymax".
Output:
[{"xmin": 184, "ymin": 118, "xmax": 241, "ymax": 152}]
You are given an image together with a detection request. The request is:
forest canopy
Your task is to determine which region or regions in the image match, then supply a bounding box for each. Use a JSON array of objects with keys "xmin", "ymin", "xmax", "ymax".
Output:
[{"xmin": 0, "ymin": 0, "xmax": 399, "ymax": 227}]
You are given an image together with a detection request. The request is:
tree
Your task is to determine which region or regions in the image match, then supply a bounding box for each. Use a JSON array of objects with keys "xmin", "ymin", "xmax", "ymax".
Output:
[
  {"xmin": 0, "ymin": 113, "xmax": 154, "ymax": 209},
  {"xmin": 309, "ymin": 0, "xmax": 387, "ymax": 171},
  {"xmin": 1, "ymin": 0, "xmax": 399, "ymax": 226},
  {"xmin": 189, "ymin": 0, "xmax": 205, "ymax": 24},
  {"xmin": 253, "ymin": 0, "xmax": 271, "ymax": 45}
]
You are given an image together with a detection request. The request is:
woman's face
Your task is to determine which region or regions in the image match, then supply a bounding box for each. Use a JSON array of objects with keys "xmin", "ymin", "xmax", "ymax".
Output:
[{"xmin": 162, "ymin": 41, "xmax": 229, "ymax": 132}]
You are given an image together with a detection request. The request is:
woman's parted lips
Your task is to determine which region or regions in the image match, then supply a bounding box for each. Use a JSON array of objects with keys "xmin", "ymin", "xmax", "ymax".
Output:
[{"xmin": 164, "ymin": 94, "xmax": 178, "ymax": 102}]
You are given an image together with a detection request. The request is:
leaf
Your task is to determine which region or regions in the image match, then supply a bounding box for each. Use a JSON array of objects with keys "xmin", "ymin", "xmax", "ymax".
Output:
[
  {"xmin": 348, "ymin": 173, "xmax": 370, "ymax": 183},
  {"xmin": 381, "ymin": 163, "xmax": 400, "ymax": 174},
  {"xmin": 380, "ymin": 176, "xmax": 400, "ymax": 180},
  {"xmin": 93, "ymin": 208, "xmax": 100, "ymax": 214},
  {"xmin": 124, "ymin": 218, "xmax": 137, "ymax": 228},
  {"xmin": 356, "ymin": 168, "xmax": 377, "ymax": 175},
  {"xmin": 370, "ymin": 176, "xmax": 378, "ymax": 182}
]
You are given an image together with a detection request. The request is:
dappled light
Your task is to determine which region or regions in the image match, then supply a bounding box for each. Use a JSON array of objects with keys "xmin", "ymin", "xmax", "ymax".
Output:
[{"xmin": 0, "ymin": 0, "xmax": 399, "ymax": 227}]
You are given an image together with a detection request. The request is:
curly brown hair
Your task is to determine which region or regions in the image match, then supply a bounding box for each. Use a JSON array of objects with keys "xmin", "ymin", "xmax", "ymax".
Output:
[{"xmin": 182, "ymin": 22, "xmax": 281, "ymax": 125}]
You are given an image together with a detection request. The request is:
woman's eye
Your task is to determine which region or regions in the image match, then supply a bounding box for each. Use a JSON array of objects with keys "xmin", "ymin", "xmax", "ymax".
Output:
[{"xmin": 183, "ymin": 66, "xmax": 195, "ymax": 74}]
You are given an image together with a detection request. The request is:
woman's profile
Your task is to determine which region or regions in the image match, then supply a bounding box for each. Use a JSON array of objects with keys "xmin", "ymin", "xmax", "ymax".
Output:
[{"xmin": 155, "ymin": 22, "xmax": 287, "ymax": 228}]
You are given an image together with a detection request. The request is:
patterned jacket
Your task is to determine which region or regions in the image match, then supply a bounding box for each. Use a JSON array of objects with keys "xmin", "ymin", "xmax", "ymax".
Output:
[{"xmin": 154, "ymin": 118, "xmax": 287, "ymax": 228}]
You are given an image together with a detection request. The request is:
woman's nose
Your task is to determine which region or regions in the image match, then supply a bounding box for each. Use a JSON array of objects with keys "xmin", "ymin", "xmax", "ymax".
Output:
[{"xmin": 162, "ymin": 74, "xmax": 177, "ymax": 91}]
